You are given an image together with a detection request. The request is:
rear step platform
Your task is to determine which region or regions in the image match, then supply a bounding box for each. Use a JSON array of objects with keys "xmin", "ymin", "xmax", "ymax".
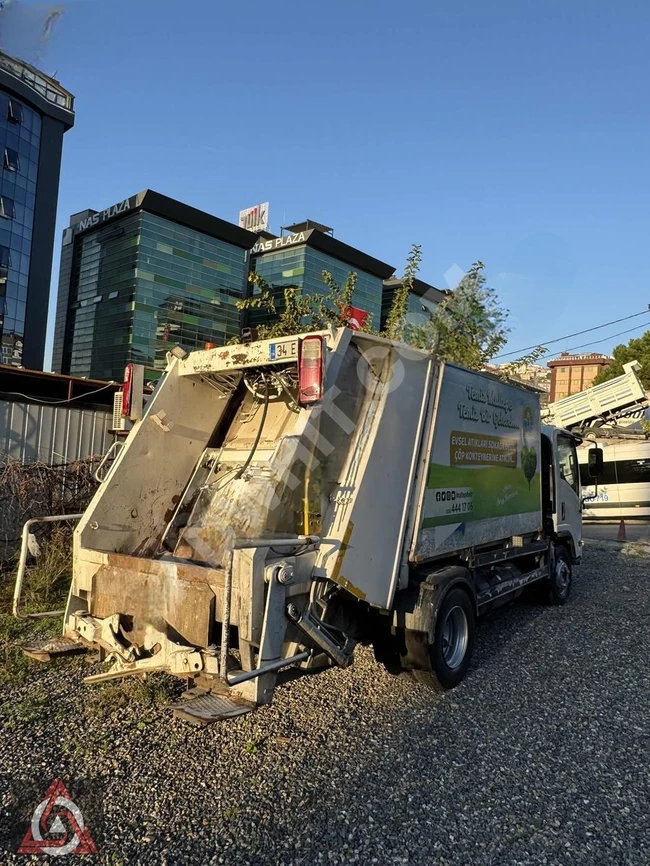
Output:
[
  {"xmin": 169, "ymin": 689, "xmax": 255, "ymax": 725},
  {"xmin": 21, "ymin": 636, "xmax": 86, "ymax": 663}
]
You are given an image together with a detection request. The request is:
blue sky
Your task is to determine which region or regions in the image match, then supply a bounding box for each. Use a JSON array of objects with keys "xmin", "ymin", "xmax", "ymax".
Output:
[{"xmin": 2, "ymin": 0, "xmax": 650, "ymax": 368}]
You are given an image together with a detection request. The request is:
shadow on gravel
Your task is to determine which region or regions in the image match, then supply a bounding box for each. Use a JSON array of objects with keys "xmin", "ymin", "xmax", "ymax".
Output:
[
  {"xmin": 3, "ymin": 546, "xmax": 648, "ymax": 865},
  {"xmin": 118, "ymin": 595, "xmax": 570, "ymax": 864},
  {"xmin": 472, "ymin": 594, "xmax": 548, "ymax": 667}
]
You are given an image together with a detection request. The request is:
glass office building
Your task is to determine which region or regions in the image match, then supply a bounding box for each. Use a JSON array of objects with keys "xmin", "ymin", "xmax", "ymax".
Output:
[
  {"xmin": 52, "ymin": 191, "xmax": 256, "ymax": 381},
  {"xmin": 250, "ymin": 223, "xmax": 394, "ymax": 331},
  {"xmin": 0, "ymin": 50, "xmax": 74, "ymax": 369},
  {"xmin": 380, "ymin": 277, "xmax": 447, "ymax": 333}
]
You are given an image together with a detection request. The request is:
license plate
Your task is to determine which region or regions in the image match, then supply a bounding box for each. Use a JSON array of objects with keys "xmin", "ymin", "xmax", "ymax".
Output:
[{"xmin": 269, "ymin": 340, "xmax": 298, "ymax": 361}]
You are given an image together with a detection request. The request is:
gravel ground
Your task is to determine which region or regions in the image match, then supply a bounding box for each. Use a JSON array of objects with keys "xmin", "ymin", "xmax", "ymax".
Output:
[{"xmin": 1, "ymin": 541, "xmax": 649, "ymax": 865}]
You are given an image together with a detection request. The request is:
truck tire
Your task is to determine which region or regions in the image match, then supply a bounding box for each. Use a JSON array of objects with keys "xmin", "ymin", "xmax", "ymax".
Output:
[
  {"xmin": 412, "ymin": 587, "xmax": 475, "ymax": 690},
  {"xmin": 546, "ymin": 546, "xmax": 572, "ymax": 606}
]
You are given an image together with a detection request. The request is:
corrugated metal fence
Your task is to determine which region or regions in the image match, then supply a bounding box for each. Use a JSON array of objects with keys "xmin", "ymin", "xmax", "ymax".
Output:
[{"xmin": 0, "ymin": 399, "xmax": 111, "ymax": 464}]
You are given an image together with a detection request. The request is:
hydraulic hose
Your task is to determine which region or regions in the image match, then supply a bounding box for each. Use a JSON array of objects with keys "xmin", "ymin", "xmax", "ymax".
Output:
[{"xmin": 235, "ymin": 372, "xmax": 270, "ymax": 479}]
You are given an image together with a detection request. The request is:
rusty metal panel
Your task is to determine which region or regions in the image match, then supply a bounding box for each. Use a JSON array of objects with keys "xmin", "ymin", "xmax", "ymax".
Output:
[{"xmin": 91, "ymin": 553, "xmax": 220, "ymax": 648}]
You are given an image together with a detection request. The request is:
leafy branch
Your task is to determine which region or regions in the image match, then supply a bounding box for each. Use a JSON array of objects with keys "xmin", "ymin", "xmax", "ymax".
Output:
[
  {"xmin": 237, "ymin": 268, "xmax": 374, "ymax": 340},
  {"xmin": 383, "ymin": 244, "xmax": 422, "ymax": 342},
  {"xmin": 409, "ymin": 260, "xmax": 509, "ymax": 369},
  {"xmin": 236, "ymin": 273, "xmax": 316, "ymax": 340}
]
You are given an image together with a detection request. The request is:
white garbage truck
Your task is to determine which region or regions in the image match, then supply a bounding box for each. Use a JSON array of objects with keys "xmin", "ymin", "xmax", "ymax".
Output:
[{"xmin": 24, "ymin": 328, "xmax": 598, "ymax": 723}]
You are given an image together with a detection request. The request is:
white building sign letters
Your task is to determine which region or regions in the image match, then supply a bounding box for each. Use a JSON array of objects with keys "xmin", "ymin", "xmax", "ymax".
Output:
[
  {"xmin": 251, "ymin": 231, "xmax": 306, "ymax": 254},
  {"xmin": 76, "ymin": 198, "xmax": 135, "ymax": 233}
]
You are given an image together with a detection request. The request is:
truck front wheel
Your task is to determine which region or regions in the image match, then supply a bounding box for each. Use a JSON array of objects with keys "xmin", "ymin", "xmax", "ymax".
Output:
[
  {"xmin": 412, "ymin": 587, "xmax": 475, "ymax": 690},
  {"xmin": 546, "ymin": 546, "xmax": 572, "ymax": 605}
]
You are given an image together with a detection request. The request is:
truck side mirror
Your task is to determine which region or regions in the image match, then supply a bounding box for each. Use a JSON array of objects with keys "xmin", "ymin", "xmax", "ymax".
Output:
[{"xmin": 587, "ymin": 447, "xmax": 604, "ymax": 478}]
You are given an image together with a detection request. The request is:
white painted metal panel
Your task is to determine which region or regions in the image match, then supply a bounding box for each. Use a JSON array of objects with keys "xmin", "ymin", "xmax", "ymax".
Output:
[
  {"xmin": 543, "ymin": 360, "xmax": 647, "ymax": 429},
  {"xmin": 76, "ymin": 359, "xmax": 233, "ymax": 556},
  {"xmin": 0, "ymin": 399, "xmax": 111, "ymax": 465},
  {"xmin": 52, "ymin": 406, "xmax": 71, "ymax": 462},
  {"xmin": 0, "ymin": 400, "xmax": 11, "ymax": 457},
  {"xmin": 316, "ymin": 338, "xmax": 433, "ymax": 609}
]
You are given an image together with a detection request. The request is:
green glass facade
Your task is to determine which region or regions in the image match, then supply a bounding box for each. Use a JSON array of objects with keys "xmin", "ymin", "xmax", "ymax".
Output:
[
  {"xmin": 251, "ymin": 244, "xmax": 385, "ymax": 329},
  {"xmin": 380, "ymin": 285, "xmax": 440, "ymax": 332},
  {"xmin": 406, "ymin": 293, "xmax": 439, "ymax": 329},
  {"xmin": 62, "ymin": 211, "xmax": 249, "ymax": 381}
]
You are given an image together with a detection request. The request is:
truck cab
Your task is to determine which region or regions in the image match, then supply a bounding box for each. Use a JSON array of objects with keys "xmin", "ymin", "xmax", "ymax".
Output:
[{"xmin": 541, "ymin": 424, "xmax": 582, "ymax": 562}]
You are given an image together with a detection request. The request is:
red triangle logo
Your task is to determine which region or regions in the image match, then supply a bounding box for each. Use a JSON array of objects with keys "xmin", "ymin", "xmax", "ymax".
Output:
[{"xmin": 17, "ymin": 779, "xmax": 97, "ymax": 855}]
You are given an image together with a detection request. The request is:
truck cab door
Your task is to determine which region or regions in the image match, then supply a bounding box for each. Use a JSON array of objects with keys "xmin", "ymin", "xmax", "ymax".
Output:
[{"xmin": 553, "ymin": 431, "xmax": 582, "ymax": 560}]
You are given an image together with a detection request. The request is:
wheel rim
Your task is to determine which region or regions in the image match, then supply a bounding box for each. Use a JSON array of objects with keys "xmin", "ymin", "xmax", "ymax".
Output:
[
  {"xmin": 555, "ymin": 560, "xmax": 571, "ymax": 595},
  {"xmin": 440, "ymin": 605, "xmax": 469, "ymax": 670}
]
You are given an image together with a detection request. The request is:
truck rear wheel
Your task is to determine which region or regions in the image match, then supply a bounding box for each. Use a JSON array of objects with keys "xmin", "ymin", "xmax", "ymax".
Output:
[{"xmin": 412, "ymin": 587, "xmax": 475, "ymax": 690}]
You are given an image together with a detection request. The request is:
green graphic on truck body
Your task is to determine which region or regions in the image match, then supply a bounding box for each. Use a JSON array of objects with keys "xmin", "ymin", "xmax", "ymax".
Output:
[{"xmin": 416, "ymin": 363, "xmax": 542, "ymax": 556}]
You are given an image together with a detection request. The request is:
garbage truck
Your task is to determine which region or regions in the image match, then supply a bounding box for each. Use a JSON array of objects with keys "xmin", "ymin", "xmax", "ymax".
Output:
[{"xmin": 22, "ymin": 328, "xmax": 598, "ymax": 724}]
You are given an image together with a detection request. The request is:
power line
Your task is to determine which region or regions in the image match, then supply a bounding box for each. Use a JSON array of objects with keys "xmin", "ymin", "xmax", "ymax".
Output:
[
  {"xmin": 494, "ymin": 306, "xmax": 650, "ymax": 359},
  {"xmin": 1, "ymin": 382, "xmax": 116, "ymax": 405},
  {"xmin": 542, "ymin": 321, "xmax": 650, "ymax": 361}
]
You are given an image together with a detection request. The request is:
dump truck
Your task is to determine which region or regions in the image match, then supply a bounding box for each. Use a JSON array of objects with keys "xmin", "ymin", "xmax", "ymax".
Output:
[
  {"xmin": 542, "ymin": 360, "xmax": 648, "ymax": 433},
  {"xmin": 22, "ymin": 328, "xmax": 596, "ymax": 723},
  {"xmin": 541, "ymin": 358, "xmax": 649, "ymax": 522}
]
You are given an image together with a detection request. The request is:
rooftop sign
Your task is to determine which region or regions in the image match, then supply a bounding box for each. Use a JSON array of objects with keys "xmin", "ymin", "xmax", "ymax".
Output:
[{"xmin": 239, "ymin": 202, "xmax": 269, "ymax": 234}]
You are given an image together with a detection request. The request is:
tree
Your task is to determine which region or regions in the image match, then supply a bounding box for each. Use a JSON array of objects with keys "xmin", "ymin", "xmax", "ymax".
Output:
[
  {"xmin": 591, "ymin": 330, "xmax": 650, "ymax": 389},
  {"xmin": 409, "ymin": 261, "xmax": 509, "ymax": 369},
  {"xmin": 383, "ymin": 244, "xmax": 422, "ymax": 341},
  {"xmin": 237, "ymin": 273, "xmax": 317, "ymax": 340},
  {"xmin": 237, "ymin": 269, "xmax": 370, "ymax": 340},
  {"xmin": 237, "ymin": 251, "xmax": 510, "ymax": 372},
  {"xmin": 319, "ymin": 269, "xmax": 375, "ymax": 332}
]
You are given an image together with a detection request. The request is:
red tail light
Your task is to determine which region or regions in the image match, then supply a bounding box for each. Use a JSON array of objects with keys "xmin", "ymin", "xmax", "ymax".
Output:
[
  {"xmin": 299, "ymin": 336, "xmax": 324, "ymax": 405},
  {"xmin": 121, "ymin": 363, "xmax": 134, "ymax": 417}
]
